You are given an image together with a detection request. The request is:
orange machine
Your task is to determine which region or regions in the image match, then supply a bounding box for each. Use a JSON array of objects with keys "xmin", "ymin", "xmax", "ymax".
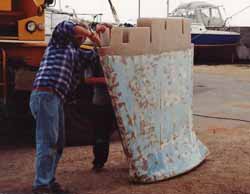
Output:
[
  {"xmin": 0, "ymin": 0, "xmax": 54, "ymax": 104},
  {"xmin": 0, "ymin": 0, "xmax": 50, "ymax": 40},
  {"xmin": 0, "ymin": 0, "xmax": 108, "ymax": 146}
]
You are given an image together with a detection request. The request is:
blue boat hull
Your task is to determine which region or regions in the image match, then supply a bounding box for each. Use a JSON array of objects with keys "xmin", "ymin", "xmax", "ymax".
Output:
[{"xmin": 191, "ymin": 33, "xmax": 240, "ymax": 45}]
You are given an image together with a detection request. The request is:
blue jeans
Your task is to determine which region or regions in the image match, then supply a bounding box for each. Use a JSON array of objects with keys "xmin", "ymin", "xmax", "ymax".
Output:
[{"xmin": 29, "ymin": 91, "xmax": 65, "ymax": 188}]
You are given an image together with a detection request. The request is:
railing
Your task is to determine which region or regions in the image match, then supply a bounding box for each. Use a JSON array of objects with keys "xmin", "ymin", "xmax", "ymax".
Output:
[{"xmin": 45, "ymin": 9, "xmax": 103, "ymax": 38}]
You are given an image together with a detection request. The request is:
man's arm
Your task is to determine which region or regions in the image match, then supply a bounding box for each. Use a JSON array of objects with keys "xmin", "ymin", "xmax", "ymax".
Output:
[{"xmin": 74, "ymin": 25, "xmax": 101, "ymax": 46}]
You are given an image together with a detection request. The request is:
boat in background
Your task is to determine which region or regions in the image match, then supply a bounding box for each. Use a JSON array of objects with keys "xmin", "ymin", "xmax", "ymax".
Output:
[
  {"xmin": 170, "ymin": 1, "xmax": 225, "ymax": 28},
  {"xmin": 170, "ymin": 1, "xmax": 240, "ymax": 45},
  {"xmin": 191, "ymin": 23, "xmax": 240, "ymax": 45}
]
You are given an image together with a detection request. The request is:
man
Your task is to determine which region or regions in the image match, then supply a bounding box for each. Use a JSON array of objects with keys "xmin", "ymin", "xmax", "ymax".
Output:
[
  {"xmin": 83, "ymin": 23, "xmax": 116, "ymax": 172},
  {"xmin": 85, "ymin": 55, "xmax": 117, "ymax": 172},
  {"xmin": 29, "ymin": 20, "xmax": 106, "ymax": 194}
]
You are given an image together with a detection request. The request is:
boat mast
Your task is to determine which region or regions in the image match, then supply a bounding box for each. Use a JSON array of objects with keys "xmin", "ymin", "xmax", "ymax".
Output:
[
  {"xmin": 107, "ymin": 0, "xmax": 120, "ymax": 24},
  {"xmin": 166, "ymin": 0, "xmax": 169, "ymax": 17},
  {"xmin": 138, "ymin": 0, "xmax": 141, "ymax": 18}
]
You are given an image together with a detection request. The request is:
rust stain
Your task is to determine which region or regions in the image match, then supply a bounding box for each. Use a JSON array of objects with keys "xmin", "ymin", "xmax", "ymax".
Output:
[{"xmin": 101, "ymin": 49, "xmax": 208, "ymax": 183}]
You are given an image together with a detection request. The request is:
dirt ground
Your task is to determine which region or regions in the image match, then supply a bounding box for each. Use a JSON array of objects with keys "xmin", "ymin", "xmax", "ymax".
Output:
[
  {"xmin": 194, "ymin": 64, "xmax": 250, "ymax": 80},
  {"xmin": 1, "ymin": 65, "xmax": 250, "ymax": 194}
]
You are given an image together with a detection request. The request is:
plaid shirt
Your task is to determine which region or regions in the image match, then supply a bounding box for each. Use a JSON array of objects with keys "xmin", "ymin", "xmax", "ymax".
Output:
[{"xmin": 33, "ymin": 21, "xmax": 99, "ymax": 101}]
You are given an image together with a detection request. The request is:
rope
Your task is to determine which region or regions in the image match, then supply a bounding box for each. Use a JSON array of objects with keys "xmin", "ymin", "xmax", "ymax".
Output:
[
  {"xmin": 193, "ymin": 113, "xmax": 250, "ymax": 123},
  {"xmin": 224, "ymin": 4, "xmax": 250, "ymax": 27}
]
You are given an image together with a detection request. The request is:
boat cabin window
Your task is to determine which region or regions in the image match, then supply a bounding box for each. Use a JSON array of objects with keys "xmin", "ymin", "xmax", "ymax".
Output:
[
  {"xmin": 170, "ymin": 9, "xmax": 198, "ymax": 22},
  {"xmin": 200, "ymin": 7, "xmax": 224, "ymax": 27},
  {"xmin": 171, "ymin": 5, "xmax": 224, "ymax": 28},
  {"xmin": 200, "ymin": 8, "xmax": 210, "ymax": 26},
  {"xmin": 210, "ymin": 8, "xmax": 224, "ymax": 27}
]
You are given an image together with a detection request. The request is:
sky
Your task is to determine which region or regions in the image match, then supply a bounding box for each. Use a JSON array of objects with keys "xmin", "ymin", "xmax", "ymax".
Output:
[{"xmin": 55, "ymin": 0, "xmax": 250, "ymax": 26}]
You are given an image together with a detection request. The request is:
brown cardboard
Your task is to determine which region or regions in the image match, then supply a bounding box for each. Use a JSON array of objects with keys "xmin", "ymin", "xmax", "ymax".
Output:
[
  {"xmin": 110, "ymin": 27, "xmax": 150, "ymax": 55},
  {"xmin": 106, "ymin": 18, "xmax": 192, "ymax": 56}
]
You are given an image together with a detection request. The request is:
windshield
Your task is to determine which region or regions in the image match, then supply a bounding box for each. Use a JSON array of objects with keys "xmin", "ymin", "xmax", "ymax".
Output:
[
  {"xmin": 171, "ymin": 6, "xmax": 224, "ymax": 27},
  {"xmin": 199, "ymin": 7, "xmax": 224, "ymax": 27}
]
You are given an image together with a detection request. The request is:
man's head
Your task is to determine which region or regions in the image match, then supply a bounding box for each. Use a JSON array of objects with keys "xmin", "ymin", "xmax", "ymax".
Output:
[
  {"xmin": 73, "ymin": 23, "xmax": 89, "ymax": 46},
  {"xmin": 50, "ymin": 21, "xmax": 89, "ymax": 48},
  {"xmin": 50, "ymin": 21, "xmax": 105, "ymax": 48}
]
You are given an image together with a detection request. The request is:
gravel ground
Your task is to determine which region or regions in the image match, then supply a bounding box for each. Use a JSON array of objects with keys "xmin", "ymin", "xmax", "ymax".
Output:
[{"xmin": 0, "ymin": 65, "xmax": 250, "ymax": 194}]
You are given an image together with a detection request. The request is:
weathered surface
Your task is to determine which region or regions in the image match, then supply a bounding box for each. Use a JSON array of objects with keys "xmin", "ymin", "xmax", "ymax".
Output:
[
  {"xmin": 101, "ymin": 48, "xmax": 208, "ymax": 183},
  {"xmin": 99, "ymin": 18, "xmax": 208, "ymax": 183},
  {"xmin": 108, "ymin": 18, "xmax": 191, "ymax": 56}
]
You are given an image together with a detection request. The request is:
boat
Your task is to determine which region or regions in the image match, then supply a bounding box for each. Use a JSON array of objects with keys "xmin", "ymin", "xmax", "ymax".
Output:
[
  {"xmin": 191, "ymin": 23, "xmax": 240, "ymax": 45},
  {"xmin": 170, "ymin": 1, "xmax": 240, "ymax": 45}
]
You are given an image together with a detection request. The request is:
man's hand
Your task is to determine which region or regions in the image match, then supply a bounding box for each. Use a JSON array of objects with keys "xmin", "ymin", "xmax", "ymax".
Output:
[
  {"xmin": 89, "ymin": 32, "xmax": 101, "ymax": 47},
  {"xmin": 95, "ymin": 23, "xmax": 113, "ymax": 47},
  {"xmin": 96, "ymin": 24, "xmax": 106, "ymax": 33},
  {"xmin": 74, "ymin": 25, "xmax": 102, "ymax": 47},
  {"xmin": 100, "ymin": 23, "xmax": 113, "ymax": 30},
  {"xmin": 96, "ymin": 23, "xmax": 112, "ymax": 34}
]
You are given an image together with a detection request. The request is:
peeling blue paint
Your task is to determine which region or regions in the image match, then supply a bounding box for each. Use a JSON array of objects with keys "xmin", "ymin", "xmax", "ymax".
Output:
[{"xmin": 102, "ymin": 48, "xmax": 208, "ymax": 183}]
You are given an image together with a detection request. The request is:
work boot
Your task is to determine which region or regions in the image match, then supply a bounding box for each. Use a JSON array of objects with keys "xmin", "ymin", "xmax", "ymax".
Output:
[
  {"xmin": 32, "ymin": 186, "xmax": 53, "ymax": 194},
  {"xmin": 50, "ymin": 182, "xmax": 71, "ymax": 194},
  {"xmin": 92, "ymin": 163, "xmax": 104, "ymax": 173}
]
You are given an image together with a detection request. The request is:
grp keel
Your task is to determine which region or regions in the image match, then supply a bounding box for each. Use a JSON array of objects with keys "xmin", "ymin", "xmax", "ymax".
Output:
[{"xmin": 100, "ymin": 18, "xmax": 209, "ymax": 183}]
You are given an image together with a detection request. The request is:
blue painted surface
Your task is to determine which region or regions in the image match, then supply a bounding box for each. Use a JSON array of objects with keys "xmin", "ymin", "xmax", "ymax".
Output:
[
  {"xmin": 102, "ymin": 48, "xmax": 209, "ymax": 183},
  {"xmin": 191, "ymin": 33, "xmax": 240, "ymax": 45}
]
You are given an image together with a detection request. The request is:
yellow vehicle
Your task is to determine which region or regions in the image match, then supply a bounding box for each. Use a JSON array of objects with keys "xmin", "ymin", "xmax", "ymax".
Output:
[
  {"xmin": 0, "ymin": 0, "xmax": 52, "ymax": 97},
  {"xmin": 0, "ymin": 0, "xmax": 98, "ymax": 145}
]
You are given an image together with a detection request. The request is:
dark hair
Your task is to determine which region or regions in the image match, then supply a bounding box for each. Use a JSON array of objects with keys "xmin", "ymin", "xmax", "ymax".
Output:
[{"xmin": 49, "ymin": 21, "xmax": 76, "ymax": 48}]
